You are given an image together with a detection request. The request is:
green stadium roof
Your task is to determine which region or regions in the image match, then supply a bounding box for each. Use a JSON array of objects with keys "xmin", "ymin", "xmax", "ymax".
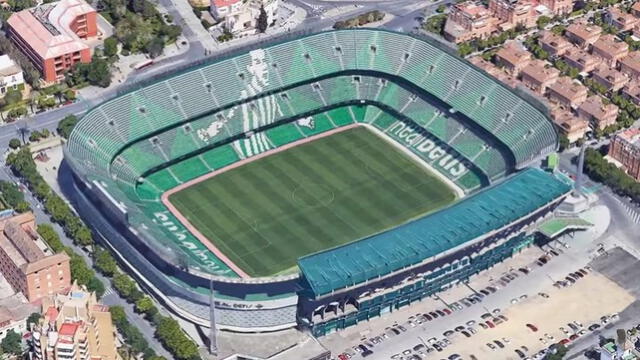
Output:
[{"xmin": 298, "ymin": 168, "xmax": 571, "ymax": 296}]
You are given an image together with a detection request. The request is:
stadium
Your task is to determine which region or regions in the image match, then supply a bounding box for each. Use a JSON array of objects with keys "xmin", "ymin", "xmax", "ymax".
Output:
[{"xmin": 63, "ymin": 29, "xmax": 572, "ymax": 335}]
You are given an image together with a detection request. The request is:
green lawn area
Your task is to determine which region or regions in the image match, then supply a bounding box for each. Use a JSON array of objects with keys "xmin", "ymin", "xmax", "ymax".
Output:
[{"xmin": 168, "ymin": 127, "xmax": 457, "ymax": 277}]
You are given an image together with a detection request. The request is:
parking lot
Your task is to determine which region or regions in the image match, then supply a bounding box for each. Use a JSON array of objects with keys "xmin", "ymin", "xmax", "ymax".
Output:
[{"xmin": 324, "ymin": 206, "xmax": 628, "ymax": 360}]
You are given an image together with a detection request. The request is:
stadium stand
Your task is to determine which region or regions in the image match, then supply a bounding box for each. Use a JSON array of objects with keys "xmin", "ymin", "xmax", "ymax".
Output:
[{"xmin": 64, "ymin": 29, "xmax": 562, "ymax": 332}]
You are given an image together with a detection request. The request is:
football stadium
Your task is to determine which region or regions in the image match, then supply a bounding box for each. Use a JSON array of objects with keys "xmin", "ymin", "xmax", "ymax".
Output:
[{"xmin": 64, "ymin": 29, "xmax": 572, "ymax": 335}]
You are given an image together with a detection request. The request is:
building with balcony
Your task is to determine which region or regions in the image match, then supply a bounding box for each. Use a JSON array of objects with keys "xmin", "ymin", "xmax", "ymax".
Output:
[
  {"xmin": 563, "ymin": 47, "xmax": 599, "ymax": 73},
  {"xmin": 608, "ymin": 128, "xmax": 640, "ymax": 181},
  {"xmin": 539, "ymin": 0, "xmax": 573, "ymax": 15},
  {"xmin": 0, "ymin": 212, "xmax": 71, "ymax": 303},
  {"xmin": 620, "ymin": 51, "xmax": 640, "ymax": 80},
  {"xmin": 565, "ymin": 22, "xmax": 602, "ymax": 48},
  {"xmin": 552, "ymin": 109, "xmax": 589, "ymax": 143},
  {"xmin": 210, "ymin": 0, "xmax": 279, "ymax": 35},
  {"xmin": 592, "ymin": 34, "xmax": 629, "ymax": 66},
  {"xmin": 592, "ymin": 66, "xmax": 629, "ymax": 92},
  {"xmin": 29, "ymin": 283, "xmax": 121, "ymax": 360},
  {"xmin": 577, "ymin": 95, "xmax": 619, "ymax": 130},
  {"xmin": 623, "ymin": 82, "xmax": 640, "ymax": 105},
  {"xmin": 520, "ymin": 59, "xmax": 560, "ymax": 94},
  {"xmin": 495, "ymin": 42, "xmax": 531, "ymax": 74},
  {"xmin": 605, "ymin": 6, "xmax": 640, "ymax": 32},
  {"xmin": 444, "ymin": 1, "xmax": 497, "ymax": 43},
  {"xmin": 0, "ymin": 293, "xmax": 38, "ymax": 342},
  {"xmin": 547, "ymin": 76, "xmax": 588, "ymax": 109},
  {"xmin": 0, "ymin": 55, "xmax": 24, "ymax": 97},
  {"xmin": 488, "ymin": 0, "xmax": 536, "ymax": 29},
  {"xmin": 6, "ymin": 0, "xmax": 98, "ymax": 83},
  {"xmin": 539, "ymin": 30, "xmax": 572, "ymax": 57}
]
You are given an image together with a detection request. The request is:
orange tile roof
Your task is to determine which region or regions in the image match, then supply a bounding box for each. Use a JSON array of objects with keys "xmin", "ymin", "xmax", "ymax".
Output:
[
  {"xmin": 7, "ymin": 0, "xmax": 93, "ymax": 60},
  {"xmin": 58, "ymin": 322, "xmax": 79, "ymax": 336}
]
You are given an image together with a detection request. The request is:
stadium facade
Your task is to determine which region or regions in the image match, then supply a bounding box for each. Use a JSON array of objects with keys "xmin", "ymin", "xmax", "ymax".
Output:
[{"xmin": 63, "ymin": 29, "xmax": 570, "ymax": 334}]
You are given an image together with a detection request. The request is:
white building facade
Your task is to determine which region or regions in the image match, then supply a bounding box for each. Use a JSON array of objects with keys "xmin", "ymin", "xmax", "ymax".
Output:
[{"xmin": 0, "ymin": 55, "xmax": 24, "ymax": 96}]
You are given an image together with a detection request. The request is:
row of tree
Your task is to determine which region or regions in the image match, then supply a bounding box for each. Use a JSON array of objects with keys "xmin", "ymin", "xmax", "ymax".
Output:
[
  {"xmin": 5, "ymin": 147, "xmax": 104, "ymax": 296},
  {"xmin": 333, "ymin": 10, "xmax": 385, "ymax": 30},
  {"xmin": 584, "ymin": 147, "xmax": 640, "ymax": 202},
  {"xmin": 95, "ymin": 247, "xmax": 201, "ymax": 360},
  {"xmin": 0, "ymin": 180, "xmax": 30, "ymax": 212}
]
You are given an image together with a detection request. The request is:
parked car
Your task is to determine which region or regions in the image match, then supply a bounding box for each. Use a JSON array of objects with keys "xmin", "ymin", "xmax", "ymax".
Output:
[{"xmin": 526, "ymin": 324, "xmax": 538, "ymax": 332}]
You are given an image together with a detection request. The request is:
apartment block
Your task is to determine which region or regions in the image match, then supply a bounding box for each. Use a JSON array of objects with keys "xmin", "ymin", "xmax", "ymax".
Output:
[
  {"xmin": 30, "ymin": 283, "xmax": 121, "ymax": 360},
  {"xmin": 620, "ymin": 51, "xmax": 640, "ymax": 79},
  {"xmin": 495, "ymin": 42, "xmax": 531, "ymax": 74},
  {"xmin": 563, "ymin": 47, "xmax": 599, "ymax": 73},
  {"xmin": 539, "ymin": 30, "xmax": 572, "ymax": 57},
  {"xmin": 6, "ymin": 0, "xmax": 98, "ymax": 83},
  {"xmin": 608, "ymin": 128, "xmax": 640, "ymax": 181},
  {"xmin": 552, "ymin": 109, "xmax": 589, "ymax": 143},
  {"xmin": 565, "ymin": 22, "xmax": 601, "ymax": 48},
  {"xmin": 592, "ymin": 66, "xmax": 629, "ymax": 92},
  {"xmin": 0, "ymin": 212, "xmax": 71, "ymax": 303},
  {"xmin": 592, "ymin": 34, "xmax": 629, "ymax": 66},
  {"xmin": 547, "ymin": 76, "xmax": 588, "ymax": 108},
  {"xmin": 605, "ymin": 6, "xmax": 639, "ymax": 31},
  {"xmin": 577, "ymin": 95, "xmax": 619, "ymax": 130},
  {"xmin": 520, "ymin": 59, "xmax": 560, "ymax": 94}
]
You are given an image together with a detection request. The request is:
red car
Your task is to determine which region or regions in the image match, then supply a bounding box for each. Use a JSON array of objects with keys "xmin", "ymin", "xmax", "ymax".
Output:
[
  {"xmin": 569, "ymin": 334, "xmax": 579, "ymax": 341},
  {"xmin": 338, "ymin": 354, "xmax": 349, "ymax": 360},
  {"xmin": 559, "ymin": 339, "xmax": 570, "ymax": 345},
  {"xmin": 443, "ymin": 308, "xmax": 452, "ymax": 315},
  {"xmin": 486, "ymin": 321, "xmax": 495, "ymax": 328},
  {"xmin": 526, "ymin": 323, "xmax": 538, "ymax": 332}
]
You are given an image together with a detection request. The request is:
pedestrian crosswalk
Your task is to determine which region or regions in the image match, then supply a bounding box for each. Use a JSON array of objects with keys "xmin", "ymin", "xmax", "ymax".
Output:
[
  {"xmin": 616, "ymin": 198, "xmax": 640, "ymax": 224},
  {"xmin": 103, "ymin": 286, "xmax": 115, "ymax": 297}
]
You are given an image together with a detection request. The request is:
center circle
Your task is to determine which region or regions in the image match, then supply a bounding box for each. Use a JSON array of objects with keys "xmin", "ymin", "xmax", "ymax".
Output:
[{"xmin": 292, "ymin": 183, "xmax": 335, "ymax": 207}]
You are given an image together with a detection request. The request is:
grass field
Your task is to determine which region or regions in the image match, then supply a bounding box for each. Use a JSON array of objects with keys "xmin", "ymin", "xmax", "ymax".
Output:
[{"xmin": 168, "ymin": 127, "xmax": 457, "ymax": 277}]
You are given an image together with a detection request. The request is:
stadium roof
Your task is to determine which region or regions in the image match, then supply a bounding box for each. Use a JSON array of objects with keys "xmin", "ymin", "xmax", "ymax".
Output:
[{"xmin": 298, "ymin": 168, "xmax": 571, "ymax": 296}]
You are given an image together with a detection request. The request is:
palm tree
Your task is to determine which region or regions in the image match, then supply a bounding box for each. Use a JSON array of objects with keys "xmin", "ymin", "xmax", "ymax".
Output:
[{"xmin": 16, "ymin": 121, "xmax": 30, "ymax": 144}]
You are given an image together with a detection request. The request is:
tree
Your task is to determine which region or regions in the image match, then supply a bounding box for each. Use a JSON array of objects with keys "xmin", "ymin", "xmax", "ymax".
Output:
[
  {"xmin": 256, "ymin": 5, "xmax": 268, "ymax": 33},
  {"xmin": 113, "ymin": 273, "xmax": 137, "ymax": 298},
  {"xmin": 104, "ymin": 36, "xmax": 119, "ymax": 57},
  {"xmin": 155, "ymin": 316, "xmax": 200, "ymax": 360},
  {"xmin": 4, "ymin": 88, "xmax": 22, "ymax": 105},
  {"xmin": 145, "ymin": 37, "xmax": 164, "ymax": 58},
  {"xmin": 87, "ymin": 58, "xmax": 112, "ymax": 87},
  {"xmin": 26, "ymin": 312, "xmax": 41, "ymax": 329},
  {"xmin": 8, "ymin": 138, "xmax": 21, "ymax": 149},
  {"xmin": 73, "ymin": 225, "xmax": 94, "ymax": 246},
  {"xmin": 63, "ymin": 89, "xmax": 76, "ymax": 102},
  {"xmin": 436, "ymin": 4, "xmax": 446, "ymax": 12},
  {"xmin": 37, "ymin": 224, "xmax": 64, "ymax": 252},
  {"xmin": 537, "ymin": 15, "xmax": 551, "ymax": 29},
  {"xmin": 559, "ymin": 135, "xmax": 570, "ymax": 151},
  {"xmin": 135, "ymin": 296, "xmax": 154, "ymax": 313},
  {"xmin": 68, "ymin": 252, "xmax": 95, "ymax": 285},
  {"xmin": 95, "ymin": 247, "xmax": 119, "ymax": 276},
  {"xmin": 57, "ymin": 115, "xmax": 78, "ymax": 139},
  {"xmin": 458, "ymin": 42, "xmax": 475, "ymax": 57},
  {"xmin": 0, "ymin": 181, "xmax": 25, "ymax": 208},
  {"xmin": 86, "ymin": 276, "xmax": 105, "ymax": 298},
  {"xmin": 1, "ymin": 330, "xmax": 22, "ymax": 356}
]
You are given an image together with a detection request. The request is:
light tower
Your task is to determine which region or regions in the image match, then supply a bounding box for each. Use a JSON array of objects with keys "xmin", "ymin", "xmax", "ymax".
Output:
[
  {"xmin": 209, "ymin": 279, "xmax": 218, "ymax": 356},
  {"xmin": 574, "ymin": 141, "xmax": 586, "ymax": 196}
]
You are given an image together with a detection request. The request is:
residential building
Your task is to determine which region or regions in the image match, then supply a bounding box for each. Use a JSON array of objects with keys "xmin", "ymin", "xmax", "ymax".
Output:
[
  {"xmin": 29, "ymin": 283, "xmax": 121, "ymax": 360},
  {"xmin": 520, "ymin": 59, "xmax": 560, "ymax": 94},
  {"xmin": 592, "ymin": 66, "xmax": 629, "ymax": 92},
  {"xmin": 539, "ymin": 30, "xmax": 572, "ymax": 57},
  {"xmin": 0, "ymin": 212, "xmax": 71, "ymax": 303},
  {"xmin": 577, "ymin": 95, "xmax": 619, "ymax": 130},
  {"xmin": 209, "ymin": 0, "xmax": 242, "ymax": 19},
  {"xmin": 620, "ymin": 51, "xmax": 640, "ymax": 79},
  {"xmin": 632, "ymin": 1, "xmax": 640, "ymax": 17},
  {"xmin": 623, "ymin": 82, "xmax": 640, "ymax": 105},
  {"xmin": 6, "ymin": 0, "xmax": 98, "ymax": 83},
  {"xmin": 488, "ymin": 0, "xmax": 536, "ymax": 29},
  {"xmin": 565, "ymin": 22, "xmax": 601, "ymax": 48},
  {"xmin": 444, "ymin": 1, "xmax": 496, "ymax": 43},
  {"xmin": 609, "ymin": 128, "xmax": 640, "ymax": 181},
  {"xmin": 605, "ymin": 6, "xmax": 640, "ymax": 31},
  {"xmin": 211, "ymin": 0, "xmax": 279, "ymax": 35},
  {"xmin": 495, "ymin": 42, "xmax": 531, "ymax": 74},
  {"xmin": 0, "ymin": 55, "xmax": 24, "ymax": 97},
  {"xmin": 0, "ymin": 293, "xmax": 38, "ymax": 341},
  {"xmin": 469, "ymin": 56, "xmax": 520, "ymax": 87},
  {"xmin": 547, "ymin": 76, "xmax": 588, "ymax": 108},
  {"xmin": 563, "ymin": 47, "xmax": 599, "ymax": 73},
  {"xmin": 539, "ymin": 0, "xmax": 573, "ymax": 15},
  {"xmin": 592, "ymin": 35, "xmax": 629, "ymax": 66},
  {"xmin": 552, "ymin": 109, "xmax": 589, "ymax": 142}
]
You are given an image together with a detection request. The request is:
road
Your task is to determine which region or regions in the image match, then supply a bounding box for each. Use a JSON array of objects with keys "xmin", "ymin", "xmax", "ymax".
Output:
[{"xmin": 0, "ymin": 165, "xmax": 172, "ymax": 358}]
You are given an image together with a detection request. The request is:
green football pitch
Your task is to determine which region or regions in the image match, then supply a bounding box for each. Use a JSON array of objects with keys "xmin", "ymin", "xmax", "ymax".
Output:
[{"xmin": 168, "ymin": 127, "xmax": 457, "ymax": 277}]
